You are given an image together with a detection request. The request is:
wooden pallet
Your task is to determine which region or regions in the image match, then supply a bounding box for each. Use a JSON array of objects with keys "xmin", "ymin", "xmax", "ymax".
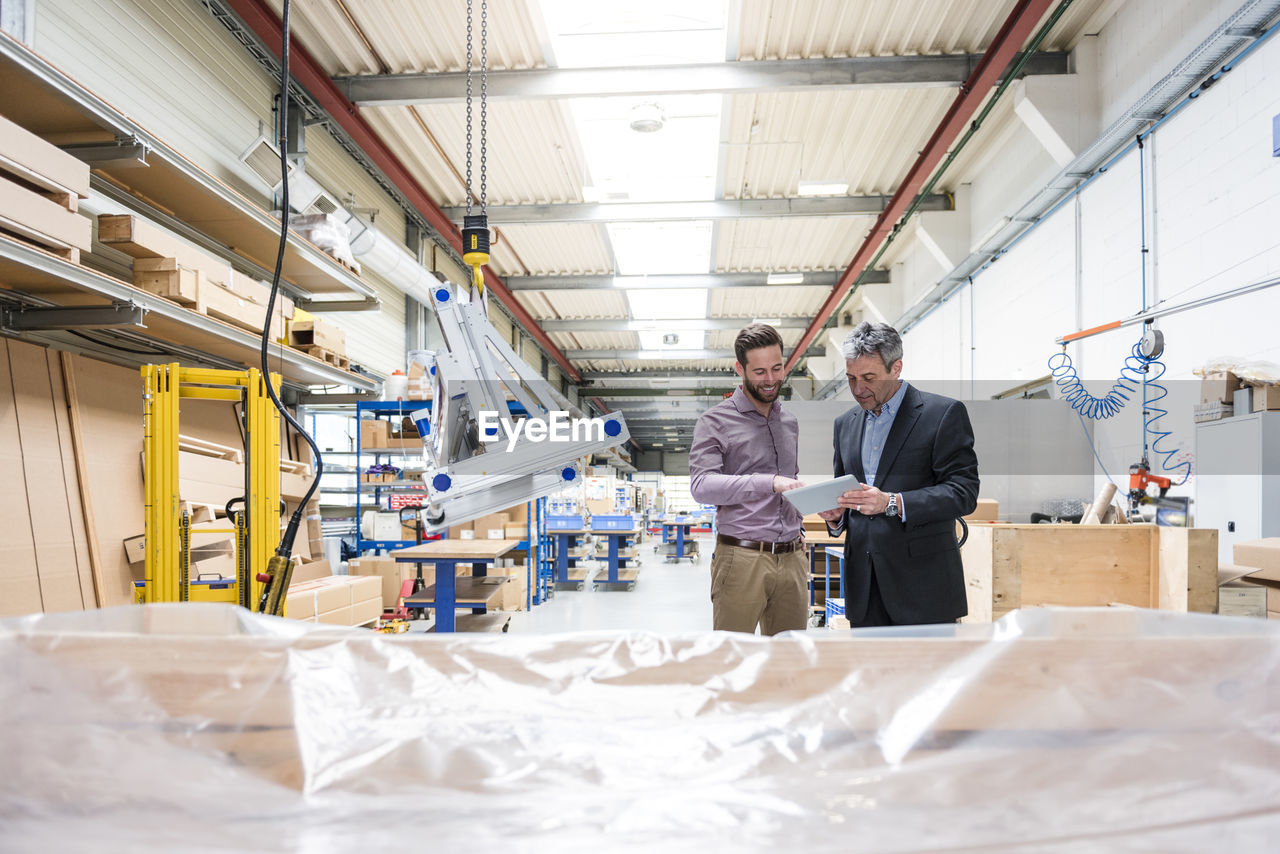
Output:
[{"xmin": 295, "ymin": 344, "xmax": 350, "ymax": 370}]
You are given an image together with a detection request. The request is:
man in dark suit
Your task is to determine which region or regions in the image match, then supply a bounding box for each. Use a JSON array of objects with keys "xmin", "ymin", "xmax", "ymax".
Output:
[{"xmin": 817, "ymin": 322, "xmax": 979, "ymax": 626}]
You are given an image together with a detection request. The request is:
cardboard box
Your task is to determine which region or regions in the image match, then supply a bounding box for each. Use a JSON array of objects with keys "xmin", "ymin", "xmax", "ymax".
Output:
[
  {"xmin": 287, "ymin": 575, "xmax": 379, "ymax": 623},
  {"xmin": 485, "ymin": 529, "xmax": 506, "ymax": 540},
  {"xmin": 289, "ymin": 318, "xmax": 346, "ymax": 354},
  {"xmin": 1233, "ymin": 539, "xmax": 1280, "ymax": 582},
  {"xmin": 315, "ymin": 605, "xmax": 352, "ymax": 625},
  {"xmin": 383, "ymin": 437, "xmax": 421, "ymax": 450},
  {"xmin": 360, "ymin": 418, "xmax": 388, "ymax": 449},
  {"xmin": 122, "ymin": 521, "xmax": 234, "ymax": 566},
  {"xmin": 287, "ymin": 578, "xmax": 350, "ymax": 618},
  {"xmin": 472, "ymin": 513, "xmax": 509, "ymax": 536},
  {"xmin": 348, "ymin": 556, "xmax": 418, "ymax": 609},
  {"xmin": 504, "ymin": 523, "xmax": 527, "ymax": 539},
  {"xmin": 1200, "ymin": 371, "xmax": 1240, "ymax": 405},
  {"xmin": 1252, "ymin": 384, "xmax": 1280, "ymax": 413},
  {"xmin": 291, "ymin": 557, "xmax": 333, "ymax": 584},
  {"xmin": 965, "ymin": 499, "xmax": 999, "ymax": 521},
  {"xmin": 1219, "ymin": 581, "xmax": 1268, "ymax": 618},
  {"xmin": 351, "ymin": 597, "xmax": 382, "ymax": 626},
  {"xmin": 448, "ymin": 522, "xmax": 473, "ymax": 540}
]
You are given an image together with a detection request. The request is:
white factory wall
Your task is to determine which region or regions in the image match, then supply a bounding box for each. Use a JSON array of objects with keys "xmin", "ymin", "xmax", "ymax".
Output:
[{"xmin": 903, "ymin": 0, "xmax": 1280, "ymax": 518}]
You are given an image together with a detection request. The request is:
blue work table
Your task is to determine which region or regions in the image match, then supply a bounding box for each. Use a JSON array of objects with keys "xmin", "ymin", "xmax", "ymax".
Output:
[
  {"xmin": 659, "ymin": 520, "xmax": 698, "ymax": 563},
  {"xmin": 395, "ymin": 539, "xmax": 518, "ymax": 632},
  {"xmin": 591, "ymin": 527, "xmax": 640, "ymax": 589},
  {"xmin": 548, "ymin": 529, "xmax": 593, "ymax": 588}
]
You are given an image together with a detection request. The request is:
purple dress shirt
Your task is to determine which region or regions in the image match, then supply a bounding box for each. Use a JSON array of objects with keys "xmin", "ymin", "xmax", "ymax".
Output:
[{"xmin": 689, "ymin": 387, "xmax": 803, "ymax": 542}]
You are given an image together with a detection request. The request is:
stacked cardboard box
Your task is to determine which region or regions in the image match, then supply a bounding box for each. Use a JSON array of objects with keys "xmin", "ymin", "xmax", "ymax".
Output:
[
  {"xmin": 1200, "ymin": 371, "xmax": 1241, "ymax": 405},
  {"xmin": 1249, "ymin": 383, "xmax": 1280, "ymax": 413},
  {"xmin": 285, "ymin": 575, "xmax": 380, "ymax": 626},
  {"xmin": 407, "ymin": 358, "xmax": 433, "ymax": 400},
  {"xmin": 1230, "ymin": 540, "xmax": 1280, "ymax": 619}
]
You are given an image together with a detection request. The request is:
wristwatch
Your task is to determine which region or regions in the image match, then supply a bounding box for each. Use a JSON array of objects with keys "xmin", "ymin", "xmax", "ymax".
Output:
[{"xmin": 884, "ymin": 493, "xmax": 900, "ymax": 518}]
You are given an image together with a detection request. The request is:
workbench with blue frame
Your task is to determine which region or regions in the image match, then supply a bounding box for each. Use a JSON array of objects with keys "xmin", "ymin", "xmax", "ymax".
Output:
[
  {"xmin": 394, "ymin": 539, "xmax": 519, "ymax": 632},
  {"xmin": 547, "ymin": 526, "xmax": 593, "ymax": 589},
  {"xmin": 591, "ymin": 516, "xmax": 640, "ymax": 590},
  {"xmin": 658, "ymin": 519, "xmax": 698, "ymax": 563}
]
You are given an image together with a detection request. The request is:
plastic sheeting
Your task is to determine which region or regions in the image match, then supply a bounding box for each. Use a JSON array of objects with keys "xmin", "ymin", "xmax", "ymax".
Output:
[{"xmin": 3, "ymin": 604, "xmax": 1279, "ymax": 852}]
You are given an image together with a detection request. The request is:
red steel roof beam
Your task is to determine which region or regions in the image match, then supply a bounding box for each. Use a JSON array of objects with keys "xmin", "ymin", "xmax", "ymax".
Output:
[
  {"xmin": 223, "ymin": 0, "xmax": 582, "ymax": 382},
  {"xmin": 785, "ymin": 0, "xmax": 1056, "ymax": 373}
]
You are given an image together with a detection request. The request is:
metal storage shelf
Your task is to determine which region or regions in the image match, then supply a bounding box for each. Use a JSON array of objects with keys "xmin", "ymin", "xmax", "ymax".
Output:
[
  {"xmin": 0, "ymin": 236, "xmax": 374, "ymax": 390},
  {"xmin": 0, "ymin": 36, "xmax": 377, "ymax": 305}
]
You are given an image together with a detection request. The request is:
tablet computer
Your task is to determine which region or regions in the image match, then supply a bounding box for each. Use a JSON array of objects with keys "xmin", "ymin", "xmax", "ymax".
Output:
[{"xmin": 781, "ymin": 474, "xmax": 863, "ymax": 516}]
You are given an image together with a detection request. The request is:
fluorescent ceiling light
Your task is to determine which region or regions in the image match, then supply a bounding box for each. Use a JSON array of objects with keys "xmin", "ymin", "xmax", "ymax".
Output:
[
  {"xmin": 611, "ymin": 223, "xmax": 713, "ymax": 275},
  {"xmin": 627, "ymin": 288, "xmax": 708, "ymax": 320},
  {"xmin": 765, "ymin": 273, "xmax": 804, "ymax": 285},
  {"xmin": 797, "ymin": 180, "xmax": 849, "ymax": 197},
  {"xmin": 653, "ymin": 443, "xmax": 664, "ymax": 447}
]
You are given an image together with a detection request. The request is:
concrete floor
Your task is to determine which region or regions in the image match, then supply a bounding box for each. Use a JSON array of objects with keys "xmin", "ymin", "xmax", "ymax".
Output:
[{"xmin": 507, "ymin": 533, "xmax": 714, "ymax": 634}]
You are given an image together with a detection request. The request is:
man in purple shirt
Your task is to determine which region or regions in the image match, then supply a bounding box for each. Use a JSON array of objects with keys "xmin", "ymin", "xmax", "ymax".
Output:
[{"xmin": 690, "ymin": 324, "xmax": 807, "ymax": 635}]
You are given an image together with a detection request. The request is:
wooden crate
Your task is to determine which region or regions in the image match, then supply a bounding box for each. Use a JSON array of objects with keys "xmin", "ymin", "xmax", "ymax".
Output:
[{"xmin": 960, "ymin": 524, "xmax": 1217, "ymax": 621}]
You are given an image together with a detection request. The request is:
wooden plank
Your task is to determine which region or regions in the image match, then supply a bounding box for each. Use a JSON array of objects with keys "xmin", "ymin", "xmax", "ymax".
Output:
[
  {"xmin": 1011, "ymin": 527, "xmax": 1153, "ymax": 611},
  {"xmin": 56, "ymin": 350, "xmax": 104, "ymax": 608},
  {"xmin": 991, "ymin": 527, "xmax": 1022, "ymax": 619},
  {"xmin": 405, "ymin": 576, "xmax": 508, "ymax": 606},
  {"xmin": 0, "ymin": 173, "xmax": 90, "ymax": 253},
  {"xmin": 0, "ymin": 340, "xmax": 44, "ymax": 616},
  {"xmin": 1157, "ymin": 527, "xmax": 1218, "ymax": 613},
  {"xmin": 0, "ymin": 113, "xmax": 91, "ymax": 197},
  {"xmin": 9, "ymin": 340, "xmax": 85, "ymax": 612},
  {"xmin": 133, "ymin": 256, "xmax": 278, "ymax": 308},
  {"xmin": 395, "ymin": 539, "xmax": 519, "ymax": 561},
  {"xmin": 132, "ymin": 268, "xmax": 284, "ymax": 341},
  {"xmin": 960, "ymin": 522, "xmax": 994, "ymax": 623}
]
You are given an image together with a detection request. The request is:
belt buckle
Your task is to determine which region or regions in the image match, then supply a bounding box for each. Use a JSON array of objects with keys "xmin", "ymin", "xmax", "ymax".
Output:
[{"xmin": 768, "ymin": 541, "xmax": 779, "ymax": 554}]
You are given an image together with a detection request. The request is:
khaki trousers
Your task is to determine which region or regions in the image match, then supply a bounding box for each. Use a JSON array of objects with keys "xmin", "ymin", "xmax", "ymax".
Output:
[{"xmin": 710, "ymin": 543, "xmax": 809, "ymax": 635}]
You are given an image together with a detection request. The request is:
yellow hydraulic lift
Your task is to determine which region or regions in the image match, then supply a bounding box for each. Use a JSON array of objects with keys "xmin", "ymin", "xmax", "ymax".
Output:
[{"xmin": 140, "ymin": 364, "xmax": 288, "ymax": 613}]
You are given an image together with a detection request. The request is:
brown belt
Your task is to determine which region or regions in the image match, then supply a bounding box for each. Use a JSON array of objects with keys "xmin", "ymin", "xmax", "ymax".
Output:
[{"xmin": 716, "ymin": 534, "xmax": 804, "ymax": 554}]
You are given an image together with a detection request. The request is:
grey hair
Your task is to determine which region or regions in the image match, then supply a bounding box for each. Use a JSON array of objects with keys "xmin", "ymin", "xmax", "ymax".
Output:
[{"xmin": 841, "ymin": 321, "xmax": 903, "ymax": 370}]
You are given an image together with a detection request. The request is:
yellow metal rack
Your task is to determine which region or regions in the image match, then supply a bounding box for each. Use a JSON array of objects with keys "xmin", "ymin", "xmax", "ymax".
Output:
[{"xmin": 140, "ymin": 364, "xmax": 282, "ymax": 609}]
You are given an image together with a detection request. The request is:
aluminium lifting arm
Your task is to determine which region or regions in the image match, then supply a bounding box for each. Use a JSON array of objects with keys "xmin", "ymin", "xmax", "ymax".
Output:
[{"xmin": 410, "ymin": 278, "xmax": 630, "ymax": 535}]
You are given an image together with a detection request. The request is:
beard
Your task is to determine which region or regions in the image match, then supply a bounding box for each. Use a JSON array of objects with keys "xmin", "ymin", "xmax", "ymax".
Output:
[{"xmin": 743, "ymin": 376, "xmax": 780, "ymax": 405}]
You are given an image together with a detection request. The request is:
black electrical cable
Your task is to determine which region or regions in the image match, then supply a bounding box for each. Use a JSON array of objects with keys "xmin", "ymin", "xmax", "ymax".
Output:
[{"xmin": 262, "ymin": 0, "xmax": 323, "ymax": 560}]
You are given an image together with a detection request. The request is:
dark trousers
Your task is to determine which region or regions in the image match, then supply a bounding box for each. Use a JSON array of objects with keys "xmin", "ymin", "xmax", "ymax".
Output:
[
  {"xmin": 849, "ymin": 559, "xmax": 960, "ymax": 628},
  {"xmin": 850, "ymin": 565, "xmax": 895, "ymax": 628}
]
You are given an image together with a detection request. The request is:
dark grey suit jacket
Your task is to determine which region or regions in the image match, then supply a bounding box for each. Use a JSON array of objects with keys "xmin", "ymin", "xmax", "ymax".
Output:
[{"xmin": 827, "ymin": 384, "xmax": 979, "ymax": 624}]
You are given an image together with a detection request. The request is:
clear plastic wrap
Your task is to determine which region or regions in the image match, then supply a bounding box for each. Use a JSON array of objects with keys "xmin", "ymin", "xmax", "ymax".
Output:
[{"xmin": 3, "ymin": 604, "xmax": 1279, "ymax": 852}]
